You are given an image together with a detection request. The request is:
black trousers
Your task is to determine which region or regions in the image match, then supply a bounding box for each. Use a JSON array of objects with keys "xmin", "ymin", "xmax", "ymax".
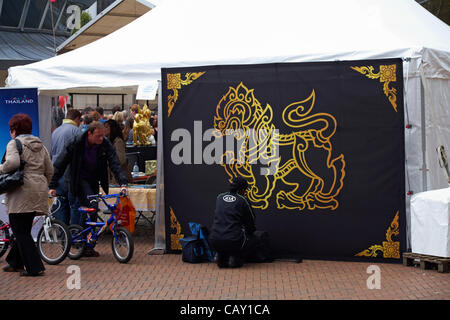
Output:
[
  {"xmin": 243, "ymin": 231, "xmax": 272, "ymax": 262},
  {"xmin": 6, "ymin": 213, "xmax": 45, "ymax": 274},
  {"xmin": 211, "ymin": 231, "xmax": 272, "ymax": 263}
]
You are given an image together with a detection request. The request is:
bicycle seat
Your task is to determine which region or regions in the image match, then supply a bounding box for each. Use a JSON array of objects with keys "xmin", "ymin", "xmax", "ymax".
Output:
[{"xmin": 79, "ymin": 206, "xmax": 97, "ymax": 213}]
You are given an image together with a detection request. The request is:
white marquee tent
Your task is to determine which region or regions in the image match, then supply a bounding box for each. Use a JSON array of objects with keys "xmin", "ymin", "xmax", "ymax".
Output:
[{"xmin": 6, "ymin": 0, "xmax": 450, "ymax": 250}]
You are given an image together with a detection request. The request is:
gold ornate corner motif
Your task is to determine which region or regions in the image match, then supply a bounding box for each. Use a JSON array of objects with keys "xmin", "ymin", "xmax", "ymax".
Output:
[
  {"xmin": 169, "ymin": 206, "xmax": 184, "ymax": 250},
  {"xmin": 213, "ymin": 82, "xmax": 346, "ymax": 212},
  {"xmin": 167, "ymin": 72, "xmax": 206, "ymax": 117},
  {"xmin": 351, "ymin": 64, "xmax": 398, "ymax": 112},
  {"xmin": 356, "ymin": 211, "xmax": 400, "ymax": 259}
]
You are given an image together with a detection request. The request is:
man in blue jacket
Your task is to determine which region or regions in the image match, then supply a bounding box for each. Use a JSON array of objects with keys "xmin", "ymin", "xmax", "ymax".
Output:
[
  {"xmin": 50, "ymin": 108, "xmax": 82, "ymax": 225},
  {"xmin": 209, "ymin": 176, "xmax": 270, "ymax": 268}
]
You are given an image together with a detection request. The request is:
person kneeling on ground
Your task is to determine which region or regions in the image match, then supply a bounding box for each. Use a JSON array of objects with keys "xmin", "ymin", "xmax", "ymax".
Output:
[{"xmin": 209, "ymin": 176, "xmax": 272, "ymax": 268}]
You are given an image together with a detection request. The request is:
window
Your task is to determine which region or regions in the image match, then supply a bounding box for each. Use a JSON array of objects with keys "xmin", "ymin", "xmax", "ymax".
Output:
[
  {"xmin": 41, "ymin": 0, "xmax": 66, "ymax": 31},
  {"xmin": 24, "ymin": 0, "xmax": 47, "ymax": 29},
  {"xmin": 0, "ymin": 0, "xmax": 97, "ymax": 34},
  {"xmin": 0, "ymin": 0, "xmax": 26, "ymax": 27}
]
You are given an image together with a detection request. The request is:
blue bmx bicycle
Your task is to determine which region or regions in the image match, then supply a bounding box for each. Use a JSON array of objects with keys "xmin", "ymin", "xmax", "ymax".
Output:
[{"xmin": 68, "ymin": 193, "xmax": 134, "ymax": 263}]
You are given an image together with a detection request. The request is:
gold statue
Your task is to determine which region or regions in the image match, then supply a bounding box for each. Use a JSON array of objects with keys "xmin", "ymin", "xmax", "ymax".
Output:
[{"xmin": 133, "ymin": 104, "xmax": 154, "ymax": 146}]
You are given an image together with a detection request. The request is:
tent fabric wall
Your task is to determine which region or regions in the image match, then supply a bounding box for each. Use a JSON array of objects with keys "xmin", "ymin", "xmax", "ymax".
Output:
[
  {"xmin": 404, "ymin": 71, "xmax": 424, "ymax": 248},
  {"xmin": 38, "ymin": 95, "xmax": 52, "ymax": 152},
  {"xmin": 421, "ymin": 77, "xmax": 450, "ymax": 190},
  {"xmin": 4, "ymin": 0, "xmax": 450, "ymax": 252},
  {"xmin": 402, "ymin": 57, "xmax": 450, "ymax": 248}
]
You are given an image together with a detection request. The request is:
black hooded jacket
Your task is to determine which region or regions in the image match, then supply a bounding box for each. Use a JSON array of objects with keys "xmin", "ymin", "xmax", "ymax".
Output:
[
  {"xmin": 49, "ymin": 130, "xmax": 128, "ymax": 197},
  {"xmin": 209, "ymin": 191, "xmax": 256, "ymax": 249}
]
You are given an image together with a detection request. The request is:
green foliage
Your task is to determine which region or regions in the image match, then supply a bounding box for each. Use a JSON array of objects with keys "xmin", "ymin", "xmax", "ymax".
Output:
[
  {"xmin": 72, "ymin": 11, "xmax": 92, "ymax": 34},
  {"xmin": 81, "ymin": 11, "xmax": 92, "ymax": 27}
]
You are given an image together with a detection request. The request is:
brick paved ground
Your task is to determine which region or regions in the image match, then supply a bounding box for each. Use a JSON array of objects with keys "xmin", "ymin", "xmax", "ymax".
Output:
[{"xmin": 0, "ymin": 220, "xmax": 449, "ymax": 301}]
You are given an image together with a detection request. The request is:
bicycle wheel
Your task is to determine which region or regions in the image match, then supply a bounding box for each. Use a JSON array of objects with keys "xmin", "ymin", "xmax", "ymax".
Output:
[
  {"xmin": 37, "ymin": 219, "xmax": 71, "ymax": 265},
  {"xmin": 68, "ymin": 224, "xmax": 86, "ymax": 260},
  {"xmin": 111, "ymin": 226, "xmax": 134, "ymax": 263},
  {"xmin": 0, "ymin": 220, "xmax": 10, "ymax": 258}
]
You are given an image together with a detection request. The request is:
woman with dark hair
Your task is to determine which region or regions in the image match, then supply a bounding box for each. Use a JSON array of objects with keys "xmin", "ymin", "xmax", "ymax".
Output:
[
  {"xmin": 104, "ymin": 119, "xmax": 132, "ymax": 183},
  {"xmin": 0, "ymin": 113, "xmax": 53, "ymax": 276},
  {"xmin": 122, "ymin": 116, "xmax": 134, "ymax": 145}
]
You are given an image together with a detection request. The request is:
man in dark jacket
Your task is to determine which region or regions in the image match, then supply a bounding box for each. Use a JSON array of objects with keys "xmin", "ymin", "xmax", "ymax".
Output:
[
  {"xmin": 209, "ymin": 176, "xmax": 270, "ymax": 268},
  {"xmin": 49, "ymin": 121, "xmax": 128, "ymax": 256}
]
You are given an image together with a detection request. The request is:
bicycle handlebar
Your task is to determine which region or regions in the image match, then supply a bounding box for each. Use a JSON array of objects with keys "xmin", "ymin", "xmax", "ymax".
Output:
[
  {"xmin": 87, "ymin": 193, "xmax": 124, "ymax": 200},
  {"xmin": 48, "ymin": 194, "xmax": 63, "ymax": 199}
]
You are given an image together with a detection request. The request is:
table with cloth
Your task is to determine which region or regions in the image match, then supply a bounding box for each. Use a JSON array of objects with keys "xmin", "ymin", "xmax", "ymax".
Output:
[{"xmin": 99, "ymin": 185, "xmax": 156, "ymax": 225}]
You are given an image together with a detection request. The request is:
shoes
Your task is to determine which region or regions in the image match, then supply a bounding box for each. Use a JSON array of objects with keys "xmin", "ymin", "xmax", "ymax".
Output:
[
  {"xmin": 216, "ymin": 253, "xmax": 229, "ymax": 268},
  {"xmin": 83, "ymin": 248, "xmax": 100, "ymax": 257},
  {"xmin": 3, "ymin": 265, "xmax": 24, "ymax": 272},
  {"xmin": 228, "ymin": 255, "xmax": 243, "ymax": 268},
  {"xmin": 246, "ymin": 252, "xmax": 267, "ymax": 263},
  {"xmin": 216, "ymin": 253, "xmax": 244, "ymax": 268},
  {"xmin": 20, "ymin": 270, "xmax": 44, "ymax": 277},
  {"xmin": 3, "ymin": 265, "xmax": 44, "ymax": 276}
]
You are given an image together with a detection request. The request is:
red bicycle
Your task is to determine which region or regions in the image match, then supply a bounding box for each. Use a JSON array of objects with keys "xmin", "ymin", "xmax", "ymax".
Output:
[{"xmin": 0, "ymin": 219, "xmax": 11, "ymax": 258}]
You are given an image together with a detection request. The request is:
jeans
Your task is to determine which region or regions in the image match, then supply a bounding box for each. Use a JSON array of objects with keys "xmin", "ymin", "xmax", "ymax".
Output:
[
  {"xmin": 76, "ymin": 179, "xmax": 100, "ymax": 226},
  {"xmin": 53, "ymin": 176, "xmax": 81, "ymax": 226},
  {"xmin": 68, "ymin": 192, "xmax": 81, "ymax": 226},
  {"xmin": 54, "ymin": 176, "xmax": 70, "ymax": 224}
]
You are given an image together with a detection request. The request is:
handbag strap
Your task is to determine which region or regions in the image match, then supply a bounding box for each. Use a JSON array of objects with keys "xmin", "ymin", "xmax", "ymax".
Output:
[
  {"xmin": 1, "ymin": 139, "xmax": 23, "ymax": 164},
  {"xmin": 14, "ymin": 139, "xmax": 23, "ymax": 155}
]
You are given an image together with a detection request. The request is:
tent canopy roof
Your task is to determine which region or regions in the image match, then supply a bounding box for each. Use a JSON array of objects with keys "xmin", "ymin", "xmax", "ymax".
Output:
[
  {"xmin": 57, "ymin": 0, "xmax": 153, "ymax": 54},
  {"xmin": 0, "ymin": 31, "xmax": 66, "ymax": 69},
  {"xmin": 6, "ymin": 0, "xmax": 450, "ymax": 93}
]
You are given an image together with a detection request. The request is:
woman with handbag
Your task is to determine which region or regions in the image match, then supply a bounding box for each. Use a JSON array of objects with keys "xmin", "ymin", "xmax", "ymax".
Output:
[{"xmin": 0, "ymin": 113, "xmax": 53, "ymax": 277}]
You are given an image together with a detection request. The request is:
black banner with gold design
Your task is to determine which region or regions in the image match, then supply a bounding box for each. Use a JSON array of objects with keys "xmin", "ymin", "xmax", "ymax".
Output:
[{"xmin": 162, "ymin": 59, "xmax": 405, "ymax": 261}]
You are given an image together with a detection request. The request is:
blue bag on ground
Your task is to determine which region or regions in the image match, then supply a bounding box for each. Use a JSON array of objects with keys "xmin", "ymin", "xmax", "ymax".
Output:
[
  {"xmin": 179, "ymin": 222, "xmax": 216, "ymax": 263},
  {"xmin": 179, "ymin": 236, "xmax": 207, "ymax": 263},
  {"xmin": 188, "ymin": 222, "xmax": 216, "ymax": 262}
]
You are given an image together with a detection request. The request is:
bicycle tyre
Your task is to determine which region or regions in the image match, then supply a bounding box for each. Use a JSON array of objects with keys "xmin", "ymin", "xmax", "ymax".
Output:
[
  {"xmin": 111, "ymin": 226, "xmax": 134, "ymax": 263},
  {"xmin": 37, "ymin": 219, "xmax": 71, "ymax": 265},
  {"xmin": 68, "ymin": 224, "xmax": 86, "ymax": 260},
  {"xmin": 0, "ymin": 220, "xmax": 10, "ymax": 258}
]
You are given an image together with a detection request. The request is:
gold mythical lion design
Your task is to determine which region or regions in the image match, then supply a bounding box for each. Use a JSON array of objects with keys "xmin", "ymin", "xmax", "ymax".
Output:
[
  {"xmin": 213, "ymin": 82, "xmax": 345, "ymax": 211},
  {"xmin": 133, "ymin": 104, "xmax": 154, "ymax": 146}
]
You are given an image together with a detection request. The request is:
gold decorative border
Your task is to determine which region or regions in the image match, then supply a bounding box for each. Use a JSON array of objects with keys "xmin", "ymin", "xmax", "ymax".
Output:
[
  {"xmin": 169, "ymin": 206, "xmax": 184, "ymax": 250},
  {"xmin": 167, "ymin": 72, "xmax": 206, "ymax": 117},
  {"xmin": 355, "ymin": 211, "xmax": 400, "ymax": 259},
  {"xmin": 351, "ymin": 64, "xmax": 398, "ymax": 112}
]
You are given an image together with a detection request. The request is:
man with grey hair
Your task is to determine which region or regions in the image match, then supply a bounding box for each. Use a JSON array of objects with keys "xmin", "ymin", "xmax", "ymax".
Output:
[{"xmin": 50, "ymin": 108, "xmax": 82, "ymax": 225}]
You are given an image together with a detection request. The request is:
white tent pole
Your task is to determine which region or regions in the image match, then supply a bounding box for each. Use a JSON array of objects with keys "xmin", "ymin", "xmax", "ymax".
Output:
[
  {"xmin": 420, "ymin": 77, "xmax": 427, "ymax": 191},
  {"xmin": 148, "ymin": 80, "xmax": 166, "ymax": 254}
]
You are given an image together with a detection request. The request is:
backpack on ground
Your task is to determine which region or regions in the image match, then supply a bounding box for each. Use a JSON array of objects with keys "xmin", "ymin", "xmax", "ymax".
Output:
[
  {"xmin": 179, "ymin": 236, "xmax": 208, "ymax": 263},
  {"xmin": 179, "ymin": 222, "xmax": 216, "ymax": 263}
]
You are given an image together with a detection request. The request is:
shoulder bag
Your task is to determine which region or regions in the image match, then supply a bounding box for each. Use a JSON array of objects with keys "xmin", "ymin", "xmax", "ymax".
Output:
[{"xmin": 0, "ymin": 139, "xmax": 26, "ymax": 194}]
